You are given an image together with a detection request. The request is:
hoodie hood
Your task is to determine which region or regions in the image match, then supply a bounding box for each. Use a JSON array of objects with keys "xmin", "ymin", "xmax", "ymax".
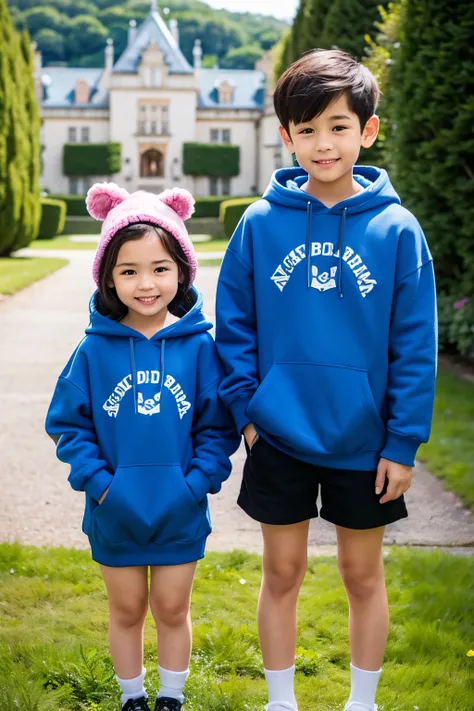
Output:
[
  {"xmin": 263, "ymin": 166, "xmax": 401, "ymax": 297},
  {"xmin": 85, "ymin": 285, "xmax": 212, "ymax": 415},
  {"xmin": 263, "ymin": 165, "xmax": 401, "ymax": 215},
  {"xmin": 86, "ymin": 285, "xmax": 212, "ymax": 340}
]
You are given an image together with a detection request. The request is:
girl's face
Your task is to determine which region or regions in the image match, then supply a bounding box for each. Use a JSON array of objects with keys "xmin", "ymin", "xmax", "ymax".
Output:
[{"xmin": 108, "ymin": 230, "xmax": 180, "ymax": 328}]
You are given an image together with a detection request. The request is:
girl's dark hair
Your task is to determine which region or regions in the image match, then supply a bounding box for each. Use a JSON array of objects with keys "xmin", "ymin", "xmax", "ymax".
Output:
[
  {"xmin": 274, "ymin": 49, "xmax": 380, "ymax": 135},
  {"xmin": 95, "ymin": 223, "xmax": 194, "ymax": 321}
]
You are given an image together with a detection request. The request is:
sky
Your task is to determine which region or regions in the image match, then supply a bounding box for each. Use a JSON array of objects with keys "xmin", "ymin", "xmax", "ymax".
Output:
[{"xmin": 204, "ymin": 0, "xmax": 299, "ymax": 22}]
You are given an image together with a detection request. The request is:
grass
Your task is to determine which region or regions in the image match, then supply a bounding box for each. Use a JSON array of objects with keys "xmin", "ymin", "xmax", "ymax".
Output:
[
  {"xmin": 198, "ymin": 258, "xmax": 223, "ymax": 267},
  {"xmin": 27, "ymin": 236, "xmax": 230, "ymax": 253},
  {"xmin": 194, "ymin": 239, "xmax": 228, "ymax": 252},
  {"xmin": 419, "ymin": 368, "xmax": 474, "ymax": 509},
  {"xmin": 0, "ymin": 257, "xmax": 68, "ymax": 295},
  {"xmin": 0, "ymin": 544, "xmax": 473, "ymax": 710},
  {"xmin": 30, "ymin": 235, "xmax": 99, "ymax": 250}
]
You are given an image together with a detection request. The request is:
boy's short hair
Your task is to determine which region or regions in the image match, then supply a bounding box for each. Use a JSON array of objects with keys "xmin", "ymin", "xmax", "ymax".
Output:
[{"xmin": 274, "ymin": 49, "xmax": 380, "ymax": 134}]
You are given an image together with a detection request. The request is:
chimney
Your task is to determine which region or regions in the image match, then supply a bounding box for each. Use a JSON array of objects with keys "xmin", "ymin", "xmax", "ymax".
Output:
[
  {"xmin": 193, "ymin": 39, "xmax": 202, "ymax": 73},
  {"xmin": 105, "ymin": 38, "xmax": 114, "ymax": 72},
  {"xmin": 128, "ymin": 19, "xmax": 137, "ymax": 46},
  {"xmin": 169, "ymin": 18, "xmax": 179, "ymax": 46}
]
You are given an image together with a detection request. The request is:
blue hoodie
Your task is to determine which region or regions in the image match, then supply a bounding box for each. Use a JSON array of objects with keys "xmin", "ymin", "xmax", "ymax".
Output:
[
  {"xmin": 216, "ymin": 166, "xmax": 437, "ymax": 470},
  {"xmin": 46, "ymin": 287, "xmax": 239, "ymax": 567}
]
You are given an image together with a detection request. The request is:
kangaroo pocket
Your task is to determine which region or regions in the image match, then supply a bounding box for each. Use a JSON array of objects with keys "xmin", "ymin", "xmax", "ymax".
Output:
[
  {"xmin": 92, "ymin": 464, "xmax": 207, "ymax": 549},
  {"xmin": 247, "ymin": 362, "xmax": 386, "ymax": 457}
]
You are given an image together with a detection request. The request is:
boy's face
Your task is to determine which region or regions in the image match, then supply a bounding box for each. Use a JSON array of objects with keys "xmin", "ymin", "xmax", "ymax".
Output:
[{"xmin": 279, "ymin": 94, "xmax": 379, "ymax": 185}]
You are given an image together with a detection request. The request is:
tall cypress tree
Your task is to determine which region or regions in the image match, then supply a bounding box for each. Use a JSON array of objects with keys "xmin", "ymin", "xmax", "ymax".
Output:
[
  {"xmin": 390, "ymin": 0, "xmax": 474, "ymax": 294},
  {"xmin": 0, "ymin": 0, "xmax": 40, "ymax": 256},
  {"xmin": 303, "ymin": 0, "xmax": 332, "ymax": 54},
  {"xmin": 320, "ymin": 0, "xmax": 390, "ymax": 59}
]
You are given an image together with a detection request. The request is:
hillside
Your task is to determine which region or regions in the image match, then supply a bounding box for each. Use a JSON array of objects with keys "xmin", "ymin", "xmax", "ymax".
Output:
[{"xmin": 7, "ymin": 0, "xmax": 287, "ymax": 69}]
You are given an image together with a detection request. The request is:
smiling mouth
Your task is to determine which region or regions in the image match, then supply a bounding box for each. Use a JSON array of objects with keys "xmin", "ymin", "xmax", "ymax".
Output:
[
  {"xmin": 135, "ymin": 296, "xmax": 159, "ymax": 304},
  {"xmin": 313, "ymin": 158, "xmax": 340, "ymax": 165}
]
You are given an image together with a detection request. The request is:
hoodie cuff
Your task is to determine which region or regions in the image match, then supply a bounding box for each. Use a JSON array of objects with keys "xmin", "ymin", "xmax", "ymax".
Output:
[
  {"xmin": 185, "ymin": 468, "xmax": 211, "ymax": 503},
  {"xmin": 380, "ymin": 432, "xmax": 421, "ymax": 467},
  {"xmin": 230, "ymin": 396, "xmax": 252, "ymax": 435},
  {"xmin": 84, "ymin": 470, "xmax": 114, "ymax": 502}
]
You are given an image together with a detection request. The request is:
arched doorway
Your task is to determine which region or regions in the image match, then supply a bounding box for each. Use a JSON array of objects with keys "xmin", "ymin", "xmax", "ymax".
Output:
[{"xmin": 140, "ymin": 148, "xmax": 164, "ymax": 178}]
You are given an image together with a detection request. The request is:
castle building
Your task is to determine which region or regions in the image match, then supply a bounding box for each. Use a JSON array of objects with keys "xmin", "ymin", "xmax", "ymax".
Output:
[{"xmin": 37, "ymin": 0, "xmax": 287, "ymax": 198}]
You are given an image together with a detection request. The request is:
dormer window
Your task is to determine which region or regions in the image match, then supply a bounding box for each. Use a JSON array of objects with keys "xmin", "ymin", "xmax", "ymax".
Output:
[
  {"xmin": 139, "ymin": 41, "xmax": 166, "ymax": 87},
  {"xmin": 74, "ymin": 79, "xmax": 90, "ymax": 104},
  {"xmin": 217, "ymin": 80, "xmax": 234, "ymax": 105}
]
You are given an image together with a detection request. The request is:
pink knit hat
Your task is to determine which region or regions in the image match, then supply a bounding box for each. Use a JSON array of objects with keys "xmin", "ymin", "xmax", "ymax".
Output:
[{"xmin": 86, "ymin": 183, "xmax": 197, "ymax": 286}]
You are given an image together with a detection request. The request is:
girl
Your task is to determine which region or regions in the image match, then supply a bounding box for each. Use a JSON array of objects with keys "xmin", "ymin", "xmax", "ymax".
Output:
[{"xmin": 46, "ymin": 183, "xmax": 239, "ymax": 711}]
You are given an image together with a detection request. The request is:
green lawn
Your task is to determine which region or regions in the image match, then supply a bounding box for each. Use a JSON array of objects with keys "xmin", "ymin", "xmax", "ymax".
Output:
[
  {"xmin": 198, "ymin": 258, "xmax": 223, "ymax": 267},
  {"xmin": 419, "ymin": 368, "xmax": 474, "ymax": 509},
  {"xmin": 28, "ymin": 236, "xmax": 230, "ymax": 252},
  {"xmin": 0, "ymin": 257, "xmax": 68, "ymax": 295},
  {"xmin": 0, "ymin": 544, "xmax": 472, "ymax": 711},
  {"xmin": 194, "ymin": 239, "xmax": 228, "ymax": 252},
  {"xmin": 30, "ymin": 235, "xmax": 99, "ymax": 250}
]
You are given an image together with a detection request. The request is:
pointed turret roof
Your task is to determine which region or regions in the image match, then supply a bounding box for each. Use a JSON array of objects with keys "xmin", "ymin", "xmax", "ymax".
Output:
[{"xmin": 113, "ymin": 11, "xmax": 193, "ymax": 75}]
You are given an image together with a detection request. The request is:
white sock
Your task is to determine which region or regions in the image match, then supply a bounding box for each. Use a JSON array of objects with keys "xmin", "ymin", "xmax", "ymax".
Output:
[
  {"xmin": 347, "ymin": 663, "xmax": 382, "ymax": 708},
  {"xmin": 264, "ymin": 665, "xmax": 298, "ymax": 710},
  {"xmin": 116, "ymin": 668, "xmax": 147, "ymax": 706},
  {"xmin": 157, "ymin": 665, "xmax": 189, "ymax": 704}
]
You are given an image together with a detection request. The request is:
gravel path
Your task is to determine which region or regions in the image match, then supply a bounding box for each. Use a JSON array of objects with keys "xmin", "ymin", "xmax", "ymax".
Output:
[{"xmin": 1, "ymin": 249, "xmax": 473, "ymax": 556}]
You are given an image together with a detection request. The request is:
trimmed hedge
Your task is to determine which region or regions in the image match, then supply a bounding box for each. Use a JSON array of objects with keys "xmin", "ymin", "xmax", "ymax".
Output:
[
  {"xmin": 63, "ymin": 143, "xmax": 121, "ymax": 177},
  {"xmin": 62, "ymin": 216, "xmax": 101, "ymax": 235},
  {"xmin": 183, "ymin": 143, "xmax": 240, "ymax": 177},
  {"xmin": 194, "ymin": 197, "xmax": 230, "ymax": 218},
  {"xmin": 219, "ymin": 197, "xmax": 260, "ymax": 239},
  {"xmin": 49, "ymin": 194, "xmax": 88, "ymax": 217},
  {"xmin": 38, "ymin": 198, "xmax": 66, "ymax": 239}
]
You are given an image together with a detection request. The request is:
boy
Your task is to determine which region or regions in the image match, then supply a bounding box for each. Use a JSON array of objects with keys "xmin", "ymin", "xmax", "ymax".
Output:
[{"xmin": 215, "ymin": 49, "xmax": 437, "ymax": 711}]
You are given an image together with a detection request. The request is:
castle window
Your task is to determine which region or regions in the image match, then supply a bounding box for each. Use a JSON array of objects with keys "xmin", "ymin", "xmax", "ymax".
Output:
[{"xmin": 217, "ymin": 80, "xmax": 234, "ymax": 105}]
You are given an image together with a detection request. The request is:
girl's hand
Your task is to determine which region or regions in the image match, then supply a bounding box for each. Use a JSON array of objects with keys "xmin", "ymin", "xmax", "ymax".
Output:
[
  {"xmin": 375, "ymin": 458, "xmax": 412, "ymax": 504},
  {"xmin": 98, "ymin": 487, "xmax": 109, "ymax": 505}
]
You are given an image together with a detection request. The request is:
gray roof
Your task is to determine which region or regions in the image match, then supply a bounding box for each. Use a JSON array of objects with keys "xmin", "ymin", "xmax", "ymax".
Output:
[
  {"xmin": 113, "ymin": 11, "xmax": 193, "ymax": 74},
  {"xmin": 41, "ymin": 68, "xmax": 107, "ymax": 109},
  {"xmin": 198, "ymin": 69, "xmax": 265, "ymax": 111},
  {"xmin": 40, "ymin": 11, "xmax": 266, "ymax": 112}
]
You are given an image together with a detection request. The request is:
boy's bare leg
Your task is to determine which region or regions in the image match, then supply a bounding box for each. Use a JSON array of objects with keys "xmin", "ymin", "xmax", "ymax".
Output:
[
  {"xmin": 259, "ymin": 521, "xmax": 309, "ymax": 670},
  {"xmin": 336, "ymin": 525, "xmax": 387, "ymax": 669}
]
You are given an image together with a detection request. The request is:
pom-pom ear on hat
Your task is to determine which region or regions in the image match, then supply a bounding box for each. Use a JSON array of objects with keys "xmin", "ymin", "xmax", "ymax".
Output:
[
  {"xmin": 158, "ymin": 187, "xmax": 195, "ymax": 221},
  {"xmin": 86, "ymin": 182, "xmax": 130, "ymax": 221}
]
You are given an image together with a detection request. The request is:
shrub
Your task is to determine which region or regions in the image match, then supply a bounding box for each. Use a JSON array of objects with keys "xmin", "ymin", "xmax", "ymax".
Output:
[
  {"xmin": 193, "ymin": 197, "xmax": 229, "ymax": 218},
  {"xmin": 449, "ymin": 298, "xmax": 474, "ymax": 361},
  {"xmin": 38, "ymin": 198, "xmax": 66, "ymax": 239},
  {"xmin": 219, "ymin": 197, "xmax": 260, "ymax": 238},
  {"xmin": 0, "ymin": 10, "xmax": 41, "ymax": 255},
  {"xmin": 183, "ymin": 143, "xmax": 240, "ymax": 177},
  {"xmin": 63, "ymin": 143, "xmax": 121, "ymax": 176},
  {"xmin": 389, "ymin": 0, "xmax": 474, "ymax": 295},
  {"xmin": 49, "ymin": 194, "xmax": 88, "ymax": 216}
]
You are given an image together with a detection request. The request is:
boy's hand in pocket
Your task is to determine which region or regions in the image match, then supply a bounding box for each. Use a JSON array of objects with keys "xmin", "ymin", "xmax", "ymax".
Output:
[{"xmin": 243, "ymin": 424, "xmax": 258, "ymax": 450}]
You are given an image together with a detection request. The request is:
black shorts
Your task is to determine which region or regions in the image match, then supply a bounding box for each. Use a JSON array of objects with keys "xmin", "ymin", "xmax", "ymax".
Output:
[{"xmin": 238, "ymin": 436, "xmax": 408, "ymax": 530}]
